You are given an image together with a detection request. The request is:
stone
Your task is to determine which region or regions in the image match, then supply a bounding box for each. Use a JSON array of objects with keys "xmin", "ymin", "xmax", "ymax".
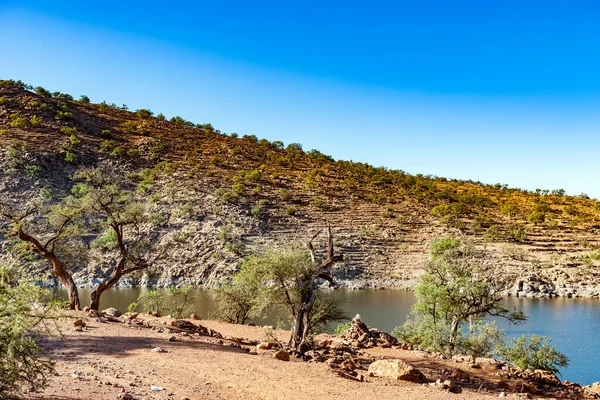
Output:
[
  {"xmin": 451, "ymin": 367, "xmax": 470, "ymax": 380},
  {"xmin": 73, "ymin": 319, "xmax": 85, "ymax": 327},
  {"xmin": 256, "ymin": 342, "xmax": 274, "ymax": 350},
  {"xmin": 475, "ymin": 357, "xmax": 502, "ymax": 371},
  {"xmin": 367, "ymin": 359, "xmax": 427, "ymax": 383},
  {"xmin": 190, "ymin": 314, "xmax": 199, "ymax": 320},
  {"xmin": 150, "ymin": 347, "xmax": 167, "ymax": 353},
  {"xmin": 448, "ymin": 385, "xmax": 462, "ymax": 394},
  {"xmin": 168, "ymin": 336, "xmax": 177, "ymax": 342},
  {"xmin": 119, "ymin": 394, "xmax": 135, "ymax": 400},
  {"xmin": 102, "ymin": 307, "xmax": 122, "ymax": 318},
  {"xmin": 273, "ymin": 350, "xmax": 290, "ymax": 361},
  {"xmin": 82, "ymin": 306, "xmax": 91, "ymax": 312}
]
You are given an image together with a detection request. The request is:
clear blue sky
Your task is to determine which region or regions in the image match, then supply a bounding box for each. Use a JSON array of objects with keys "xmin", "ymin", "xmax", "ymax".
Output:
[{"xmin": 1, "ymin": 1, "xmax": 599, "ymax": 197}]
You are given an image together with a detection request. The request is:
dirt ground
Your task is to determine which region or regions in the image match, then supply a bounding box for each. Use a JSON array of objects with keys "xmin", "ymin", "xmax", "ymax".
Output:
[{"xmin": 23, "ymin": 313, "xmax": 545, "ymax": 400}]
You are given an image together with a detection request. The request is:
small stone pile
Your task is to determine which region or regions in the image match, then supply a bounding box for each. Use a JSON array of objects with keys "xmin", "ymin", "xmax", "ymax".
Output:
[{"xmin": 344, "ymin": 314, "xmax": 398, "ymax": 348}]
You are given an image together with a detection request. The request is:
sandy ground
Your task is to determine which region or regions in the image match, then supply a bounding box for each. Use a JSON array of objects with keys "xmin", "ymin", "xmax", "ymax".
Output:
[{"xmin": 23, "ymin": 313, "xmax": 526, "ymax": 400}]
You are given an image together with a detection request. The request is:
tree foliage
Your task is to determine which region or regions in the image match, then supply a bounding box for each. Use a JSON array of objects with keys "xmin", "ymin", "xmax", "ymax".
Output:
[
  {"xmin": 498, "ymin": 334, "xmax": 568, "ymax": 374},
  {"xmin": 395, "ymin": 238, "xmax": 525, "ymax": 354},
  {"xmin": 0, "ymin": 265, "xmax": 62, "ymax": 397}
]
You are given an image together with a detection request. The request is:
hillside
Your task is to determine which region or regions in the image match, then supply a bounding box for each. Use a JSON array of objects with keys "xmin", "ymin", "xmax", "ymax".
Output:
[{"xmin": 1, "ymin": 79, "xmax": 600, "ymax": 297}]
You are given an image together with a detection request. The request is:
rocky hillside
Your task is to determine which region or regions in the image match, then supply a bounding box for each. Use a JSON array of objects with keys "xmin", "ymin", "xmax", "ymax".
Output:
[{"xmin": 1, "ymin": 79, "xmax": 600, "ymax": 297}]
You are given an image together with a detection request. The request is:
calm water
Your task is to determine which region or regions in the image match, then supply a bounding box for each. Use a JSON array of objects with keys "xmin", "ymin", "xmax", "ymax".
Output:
[{"xmin": 58, "ymin": 288, "xmax": 600, "ymax": 385}]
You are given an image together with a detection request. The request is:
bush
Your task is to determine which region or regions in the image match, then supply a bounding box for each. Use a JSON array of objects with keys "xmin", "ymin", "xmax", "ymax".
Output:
[
  {"xmin": 128, "ymin": 289, "xmax": 165, "ymax": 313},
  {"xmin": 527, "ymin": 211, "xmax": 545, "ymax": 224},
  {"xmin": 507, "ymin": 224, "xmax": 527, "ymax": 242},
  {"xmin": 497, "ymin": 334, "xmax": 568, "ymax": 374},
  {"xmin": 0, "ymin": 96, "xmax": 8, "ymax": 105},
  {"xmin": 121, "ymin": 121, "xmax": 137, "ymax": 133},
  {"xmin": 9, "ymin": 113, "xmax": 28, "ymax": 128},
  {"xmin": 79, "ymin": 95, "xmax": 90, "ymax": 103},
  {"xmin": 100, "ymin": 129, "xmax": 112, "ymax": 138},
  {"xmin": 55, "ymin": 110, "xmax": 72, "ymax": 120},
  {"xmin": 64, "ymin": 152, "xmax": 77, "ymax": 163},
  {"xmin": 278, "ymin": 188, "xmax": 291, "ymax": 200},
  {"xmin": 285, "ymin": 206, "xmax": 296, "ymax": 216},
  {"xmin": 0, "ymin": 265, "xmax": 61, "ymax": 397},
  {"xmin": 167, "ymin": 286, "xmax": 195, "ymax": 319},
  {"xmin": 30, "ymin": 115, "xmax": 43, "ymax": 127},
  {"xmin": 333, "ymin": 322, "xmax": 351, "ymax": 335},
  {"xmin": 136, "ymin": 109, "xmax": 153, "ymax": 119},
  {"xmin": 35, "ymin": 86, "xmax": 52, "ymax": 97}
]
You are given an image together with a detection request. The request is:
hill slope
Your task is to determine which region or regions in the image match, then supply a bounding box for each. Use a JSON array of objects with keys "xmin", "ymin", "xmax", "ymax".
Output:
[{"xmin": 1, "ymin": 79, "xmax": 600, "ymax": 297}]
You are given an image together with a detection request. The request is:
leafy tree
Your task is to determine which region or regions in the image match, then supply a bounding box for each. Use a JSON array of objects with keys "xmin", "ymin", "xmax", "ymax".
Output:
[
  {"xmin": 0, "ymin": 265, "xmax": 62, "ymax": 397},
  {"xmin": 1, "ymin": 194, "xmax": 85, "ymax": 310},
  {"xmin": 218, "ymin": 228, "xmax": 345, "ymax": 354},
  {"xmin": 396, "ymin": 238, "xmax": 525, "ymax": 353},
  {"xmin": 75, "ymin": 166, "xmax": 166, "ymax": 310},
  {"xmin": 128, "ymin": 289, "xmax": 165, "ymax": 314}
]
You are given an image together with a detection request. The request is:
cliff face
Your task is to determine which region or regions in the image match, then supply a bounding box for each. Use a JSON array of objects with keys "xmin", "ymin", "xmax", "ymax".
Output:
[{"xmin": 1, "ymin": 80, "xmax": 600, "ymax": 297}]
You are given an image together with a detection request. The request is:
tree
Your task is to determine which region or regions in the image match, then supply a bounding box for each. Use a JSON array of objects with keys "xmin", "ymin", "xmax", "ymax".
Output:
[
  {"xmin": 75, "ymin": 167, "xmax": 165, "ymax": 310},
  {"xmin": 498, "ymin": 333, "xmax": 568, "ymax": 374},
  {"xmin": 1, "ymin": 195, "xmax": 84, "ymax": 310},
  {"xmin": 217, "ymin": 227, "xmax": 345, "ymax": 354},
  {"xmin": 398, "ymin": 238, "xmax": 525, "ymax": 353},
  {"xmin": 0, "ymin": 265, "xmax": 61, "ymax": 397}
]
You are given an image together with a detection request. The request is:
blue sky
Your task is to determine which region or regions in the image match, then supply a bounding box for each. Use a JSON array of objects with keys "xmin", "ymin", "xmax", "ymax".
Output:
[{"xmin": 1, "ymin": 1, "xmax": 599, "ymax": 197}]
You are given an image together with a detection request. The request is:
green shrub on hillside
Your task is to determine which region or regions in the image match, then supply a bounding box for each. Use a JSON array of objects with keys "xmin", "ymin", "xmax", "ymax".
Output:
[{"xmin": 497, "ymin": 334, "xmax": 568, "ymax": 374}]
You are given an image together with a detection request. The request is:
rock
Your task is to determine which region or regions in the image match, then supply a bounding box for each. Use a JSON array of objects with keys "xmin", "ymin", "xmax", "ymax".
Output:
[
  {"xmin": 273, "ymin": 350, "xmax": 290, "ymax": 361},
  {"xmin": 256, "ymin": 342, "xmax": 274, "ymax": 350},
  {"xmin": 190, "ymin": 314, "xmax": 199, "ymax": 320},
  {"xmin": 123, "ymin": 312, "xmax": 139, "ymax": 320},
  {"xmin": 82, "ymin": 306, "xmax": 91, "ymax": 312},
  {"xmin": 367, "ymin": 359, "xmax": 427, "ymax": 383},
  {"xmin": 119, "ymin": 393, "xmax": 135, "ymax": 400},
  {"xmin": 448, "ymin": 385, "xmax": 462, "ymax": 394},
  {"xmin": 533, "ymin": 369, "xmax": 560, "ymax": 386},
  {"xmin": 451, "ymin": 367, "xmax": 470, "ymax": 380},
  {"xmin": 168, "ymin": 336, "xmax": 177, "ymax": 342},
  {"xmin": 73, "ymin": 319, "xmax": 86, "ymax": 327},
  {"xmin": 150, "ymin": 347, "xmax": 167, "ymax": 353},
  {"xmin": 102, "ymin": 307, "xmax": 122, "ymax": 318},
  {"xmin": 247, "ymin": 322, "xmax": 256, "ymax": 326},
  {"xmin": 591, "ymin": 382, "xmax": 600, "ymax": 393},
  {"xmin": 475, "ymin": 357, "xmax": 502, "ymax": 371}
]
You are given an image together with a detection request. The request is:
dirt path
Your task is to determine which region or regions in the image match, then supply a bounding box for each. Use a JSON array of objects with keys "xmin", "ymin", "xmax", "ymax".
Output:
[{"xmin": 25, "ymin": 314, "xmax": 530, "ymax": 400}]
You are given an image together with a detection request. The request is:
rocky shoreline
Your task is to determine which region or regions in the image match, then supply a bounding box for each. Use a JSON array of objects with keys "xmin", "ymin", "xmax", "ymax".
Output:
[{"xmin": 36, "ymin": 273, "xmax": 600, "ymax": 299}]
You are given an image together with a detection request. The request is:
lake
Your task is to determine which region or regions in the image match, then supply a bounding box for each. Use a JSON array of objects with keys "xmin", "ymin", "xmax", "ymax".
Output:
[{"xmin": 58, "ymin": 288, "xmax": 600, "ymax": 385}]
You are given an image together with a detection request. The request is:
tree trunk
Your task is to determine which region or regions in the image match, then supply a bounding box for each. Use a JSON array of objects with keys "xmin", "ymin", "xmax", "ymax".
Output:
[
  {"xmin": 50, "ymin": 256, "xmax": 80, "ymax": 310},
  {"xmin": 448, "ymin": 316, "xmax": 461, "ymax": 353},
  {"xmin": 90, "ymin": 259, "xmax": 125, "ymax": 311},
  {"xmin": 290, "ymin": 289, "xmax": 316, "ymax": 355}
]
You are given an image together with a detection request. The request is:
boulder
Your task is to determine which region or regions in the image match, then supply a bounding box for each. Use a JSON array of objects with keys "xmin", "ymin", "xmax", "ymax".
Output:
[
  {"xmin": 256, "ymin": 342, "xmax": 274, "ymax": 350},
  {"xmin": 73, "ymin": 319, "xmax": 85, "ymax": 327},
  {"xmin": 102, "ymin": 307, "xmax": 122, "ymax": 318},
  {"xmin": 367, "ymin": 359, "xmax": 427, "ymax": 383},
  {"xmin": 82, "ymin": 306, "xmax": 91, "ymax": 312},
  {"xmin": 273, "ymin": 350, "xmax": 290, "ymax": 361}
]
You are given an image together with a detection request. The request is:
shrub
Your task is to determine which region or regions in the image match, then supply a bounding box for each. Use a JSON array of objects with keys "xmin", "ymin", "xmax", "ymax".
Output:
[
  {"xmin": 136, "ymin": 109, "xmax": 153, "ymax": 119},
  {"xmin": 64, "ymin": 152, "xmax": 77, "ymax": 163},
  {"xmin": 382, "ymin": 206, "xmax": 394, "ymax": 218},
  {"xmin": 35, "ymin": 86, "xmax": 52, "ymax": 97},
  {"xmin": 285, "ymin": 206, "xmax": 297, "ymax": 216},
  {"xmin": 242, "ymin": 134, "xmax": 258, "ymax": 143},
  {"xmin": 28, "ymin": 100, "xmax": 40, "ymax": 108},
  {"xmin": 333, "ymin": 322, "xmax": 351, "ymax": 335},
  {"xmin": 497, "ymin": 334, "xmax": 568, "ymax": 374},
  {"xmin": 111, "ymin": 146, "xmax": 125, "ymax": 156},
  {"xmin": 250, "ymin": 206, "xmax": 261, "ymax": 218},
  {"xmin": 0, "ymin": 96, "xmax": 8, "ymax": 105},
  {"xmin": 128, "ymin": 290, "xmax": 165, "ymax": 313},
  {"xmin": 121, "ymin": 121, "xmax": 137, "ymax": 133},
  {"xmin": 167, "ymin": 286, "xmax": 195, "ymax": 319},
  {"xmin": 25, "ymin": 164, "xmax": 41, "ymax": 178},
  {"xmin": 98, "ymin": 102, "xmax": 111, "ymax": 113},
  {"xmin": 60, "ymin": 126, "xmax": 77, "ymax": 136},
  {"xmin": 278, "ymin": 188, "xmax": 291, "ymax": 200},
  {"xmin": 127, "ymin": 148, "xmax": 140, "ymax": 158},
  {"xmin": 0, "ymin": 265, "xmax": 61, "ymax": 397},
  {"xmin": 563, "ymin": 205, "xmax": 577, "ymax": 216},
  {"xmin": 55, "ymin": 110, "xmax": 72, "ymax": 120},
  {"xmin": 100, "ymin": 129, "xmax": 112, "ymax": 138},
  {"xmin": 9, "ymin": 113, "xmax": 28, "ymax": 128},
  {"xmin": 79, "ymin": 95, "xmax": 90, "ymax": 103},
  {"xmin": 527, "ymin": 211, "xmax": 545, "ymax": 224},
  {"xmin": 507, "ymin": 224, "xmax": 527, "ymax": 242},
  {"xmin": 29, "ymin": 115, "xmax": 43, "ymax": 127}
]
